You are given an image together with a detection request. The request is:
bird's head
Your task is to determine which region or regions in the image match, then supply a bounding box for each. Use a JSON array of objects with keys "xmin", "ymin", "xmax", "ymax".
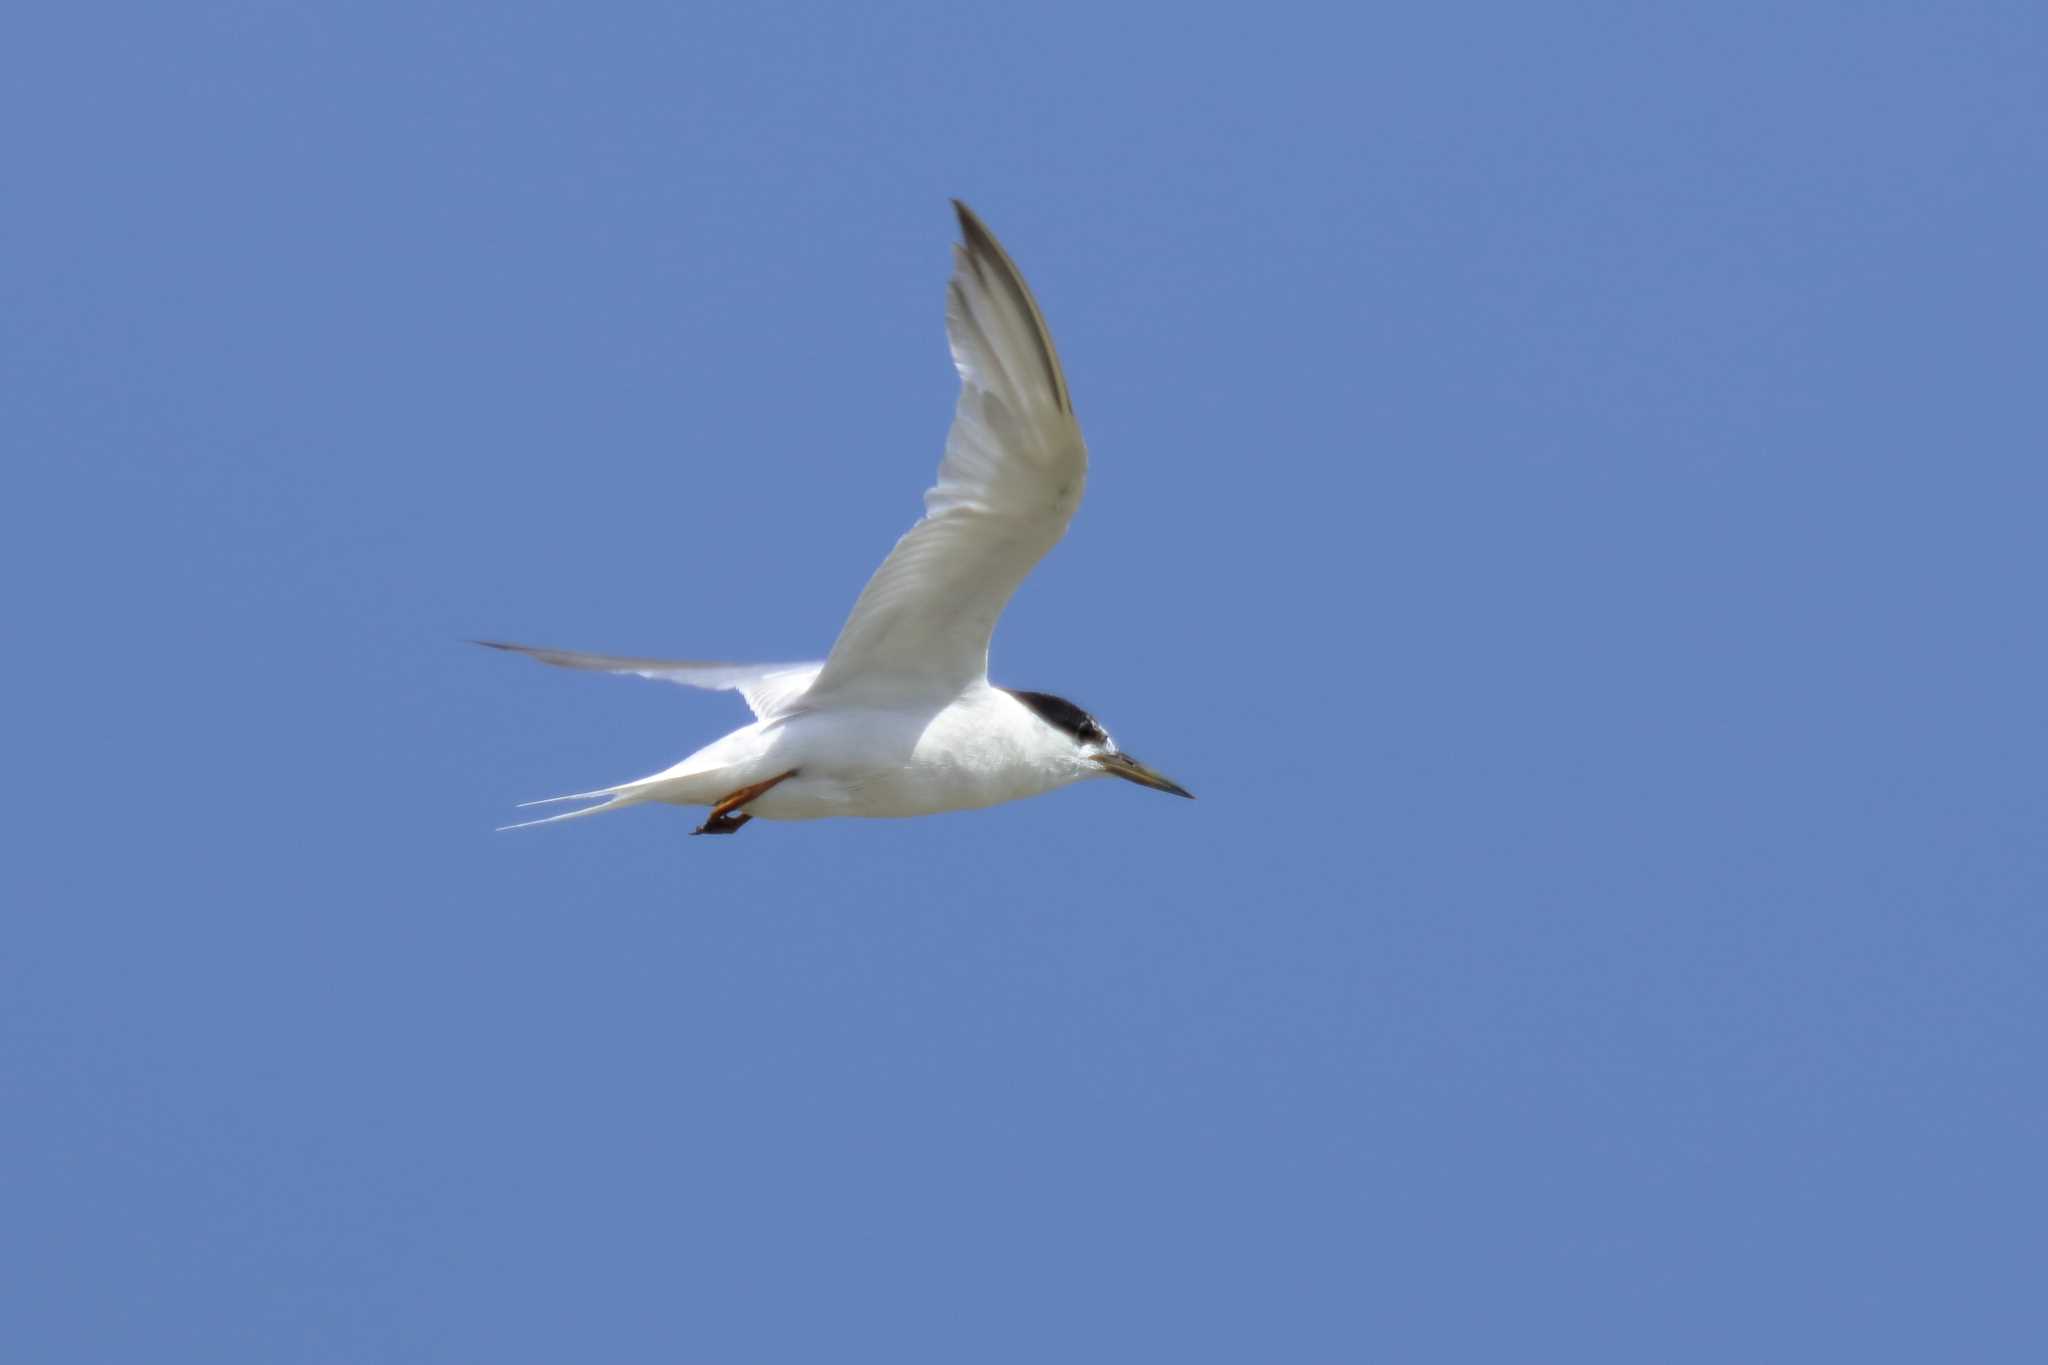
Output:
[{"xmin": 1003, "ymin": 688, "xmax": 1194, "ymax": 800}]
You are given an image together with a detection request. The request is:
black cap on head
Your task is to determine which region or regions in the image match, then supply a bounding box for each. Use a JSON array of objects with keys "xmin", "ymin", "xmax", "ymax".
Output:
[{"xmin": 1003, "ymin": 688, "xmax": 1109, "ymax": 746}]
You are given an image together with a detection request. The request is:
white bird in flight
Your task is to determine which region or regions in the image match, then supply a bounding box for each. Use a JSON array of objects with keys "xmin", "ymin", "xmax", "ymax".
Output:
[{"xmin": 482, "ymin": 202, "xmax": 1192, "ymax": 835}]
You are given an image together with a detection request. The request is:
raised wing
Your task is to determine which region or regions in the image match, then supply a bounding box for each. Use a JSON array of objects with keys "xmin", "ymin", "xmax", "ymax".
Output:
[
  {"xmin": 476, "ymin": 640, "xmax": 821, "ymax": 720},
  {"xmin": 807, "ymin": 202, "xmax": 1088, "ymax": 703}
]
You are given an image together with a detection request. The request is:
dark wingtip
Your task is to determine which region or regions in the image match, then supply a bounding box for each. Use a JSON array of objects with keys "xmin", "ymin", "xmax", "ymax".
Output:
[
  {"xmin": 944, "ymin": 199, "xmax": 1074, "ymax": 417},
  {"xmin": 951, "ymin": 199, "xmax": 999, "ymax": 262}
]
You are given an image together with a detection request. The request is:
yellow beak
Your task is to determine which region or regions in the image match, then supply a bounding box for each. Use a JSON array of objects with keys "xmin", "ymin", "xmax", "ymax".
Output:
[{"xmin": 1095, "ymin": 751, "xmax": 1195, "ymax": 799}]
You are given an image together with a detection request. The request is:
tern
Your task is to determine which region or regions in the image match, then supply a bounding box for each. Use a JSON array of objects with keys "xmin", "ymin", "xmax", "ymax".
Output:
[{"xmin": 482, "ymin": 202, "xmax": 1192, "ymax": 835}]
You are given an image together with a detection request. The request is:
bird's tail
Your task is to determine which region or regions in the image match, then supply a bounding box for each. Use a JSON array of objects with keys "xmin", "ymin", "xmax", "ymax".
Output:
[{"xmin": 496, "ymin": 783, "xmax": 650, "ymax": 831}]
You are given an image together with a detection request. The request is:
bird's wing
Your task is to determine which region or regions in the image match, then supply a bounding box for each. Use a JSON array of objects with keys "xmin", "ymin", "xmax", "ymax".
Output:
[
  {"xmin": 807, "ymin": 201, "xmax": 1088, "ymax": 704},
  {"xmin": 476, "ymin": 641, "xmax": 822, "ymax": 720}
]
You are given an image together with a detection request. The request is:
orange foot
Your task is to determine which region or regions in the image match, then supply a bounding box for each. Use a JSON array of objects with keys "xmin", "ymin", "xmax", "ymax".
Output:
[{"xmin": 691, "ymin": 769, "xmax": 799, "ymax": 837}]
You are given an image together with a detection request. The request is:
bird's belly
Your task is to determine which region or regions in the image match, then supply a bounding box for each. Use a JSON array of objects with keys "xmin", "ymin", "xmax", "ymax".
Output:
[
  {"xmin": 748, "ymin": 760, "xmax": 1055, "ymax": 820},
  {"xmin": 742, "ymin": 706, "xmax": 1066, "ymax": 821}
]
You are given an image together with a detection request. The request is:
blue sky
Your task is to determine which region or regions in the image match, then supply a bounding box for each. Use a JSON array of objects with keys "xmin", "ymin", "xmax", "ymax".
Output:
[{"xmin": 6, "ymin": 2, "xmax": 2044, "ymax": 1359}]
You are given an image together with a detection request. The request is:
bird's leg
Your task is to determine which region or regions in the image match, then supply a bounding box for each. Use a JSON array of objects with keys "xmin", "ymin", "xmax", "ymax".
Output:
[
  {"xmin": 691, "ymin": 769, "xmax": 799, "ymax": 836},
  {"xmin": 693, "ymin": 810, "xmax": 751, "ymax": 835}
]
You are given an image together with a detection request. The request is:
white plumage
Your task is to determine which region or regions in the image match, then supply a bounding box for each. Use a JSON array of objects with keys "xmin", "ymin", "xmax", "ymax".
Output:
[{"xmin": 484, "ymin": 202, "xmax": 1190, "ymax": 835}]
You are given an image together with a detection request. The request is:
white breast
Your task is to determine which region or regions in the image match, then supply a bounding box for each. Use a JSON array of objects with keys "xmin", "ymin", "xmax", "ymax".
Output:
[{"xmin": 746, "ymin": 686, "xmax": 1080, "ymax": 820}]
